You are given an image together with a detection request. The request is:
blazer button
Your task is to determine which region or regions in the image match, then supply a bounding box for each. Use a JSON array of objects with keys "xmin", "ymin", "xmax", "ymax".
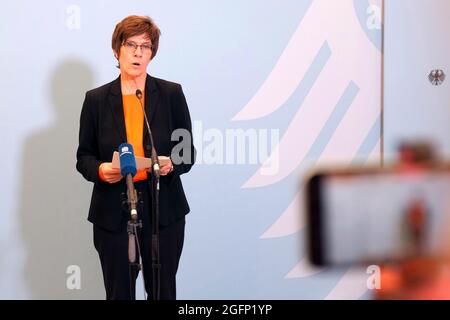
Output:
[{"xmin": 145, "ymin": 145, "xmax": 151, "ymax": 151}]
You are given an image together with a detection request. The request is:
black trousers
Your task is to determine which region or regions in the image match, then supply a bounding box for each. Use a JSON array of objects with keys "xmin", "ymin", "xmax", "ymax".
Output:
[{"xmin": 93, "ymin": 181, "xmax": 185, "ymax": 300}]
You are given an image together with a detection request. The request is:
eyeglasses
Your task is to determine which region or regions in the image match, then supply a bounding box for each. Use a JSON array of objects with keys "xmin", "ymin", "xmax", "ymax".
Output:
[{"xmin": 122, "ymin": 41, "xmax": 153, "ymax": 54}]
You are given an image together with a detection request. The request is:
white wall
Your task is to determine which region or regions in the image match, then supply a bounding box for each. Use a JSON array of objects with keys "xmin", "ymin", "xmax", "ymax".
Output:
[{"xmin": 384, "ymin": 0, "xmax": 450, "ymax": 160}]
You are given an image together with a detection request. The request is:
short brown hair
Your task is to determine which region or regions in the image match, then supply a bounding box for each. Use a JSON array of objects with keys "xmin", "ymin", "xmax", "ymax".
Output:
[{"xmin": 112, "ymin": 15, "xmax": 161, "ymax": 60}]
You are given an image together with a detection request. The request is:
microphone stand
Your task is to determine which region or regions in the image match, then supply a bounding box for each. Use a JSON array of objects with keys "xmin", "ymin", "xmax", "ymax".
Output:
[
  {"xmin": 122, "ymin": 174, "xmax": 145, "ymax": 300},
  {"xmin": 136, "ymin": 89, "xmax": 161, "ymax": 300}
]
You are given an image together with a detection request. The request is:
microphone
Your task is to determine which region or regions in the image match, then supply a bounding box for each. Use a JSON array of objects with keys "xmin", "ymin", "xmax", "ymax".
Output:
[
  {"xmin": 119, "ymin": 143, "xmax": 138, "ymax": 220},
  {"xmin": 136, "ymin": 89, "xmax": 160, "ymax": 179},
  {"xmin": 136, "ymin": 88, "xmax": 143, "ymax": 100}
]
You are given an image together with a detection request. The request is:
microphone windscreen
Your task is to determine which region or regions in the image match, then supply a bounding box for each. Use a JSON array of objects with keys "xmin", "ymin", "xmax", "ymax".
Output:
[
  {"xmin": 135, "ymin": 89, "xmax": 142, "ymax": 99},
  {"xmin": 119, "ymin": 143, "xmax": 137, "ymax": 177}
]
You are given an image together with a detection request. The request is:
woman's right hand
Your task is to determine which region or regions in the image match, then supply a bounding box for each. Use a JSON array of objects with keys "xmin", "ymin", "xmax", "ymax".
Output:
[{"xmin": 99, "ymin": 162, "xmax": 122, "ymax": 184}]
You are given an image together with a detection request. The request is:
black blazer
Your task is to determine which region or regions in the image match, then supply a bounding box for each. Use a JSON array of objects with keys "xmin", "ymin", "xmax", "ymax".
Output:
[{"xmin": 76, "ymin": 74, "xmax": 195, "ymax": 231}]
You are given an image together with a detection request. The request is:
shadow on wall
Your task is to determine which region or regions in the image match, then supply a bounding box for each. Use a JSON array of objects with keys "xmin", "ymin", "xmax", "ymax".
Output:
[{"xmin": 19, "ymin": 60, "xmax": 104, "ymax": 299}]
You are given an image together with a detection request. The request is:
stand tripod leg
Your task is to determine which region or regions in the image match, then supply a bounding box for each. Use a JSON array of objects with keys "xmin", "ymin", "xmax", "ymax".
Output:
[
  {"xmin": 128, "ymin": 263, "xmax": 137, "ymax": 300},
  {"xmin": 127, "ymin": 219, "xmax": 144, "ymax": 300}
]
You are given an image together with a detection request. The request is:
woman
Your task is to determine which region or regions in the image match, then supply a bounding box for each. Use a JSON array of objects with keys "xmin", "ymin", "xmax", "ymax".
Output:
[{"xmin": 76, "ymin": 15, "xmax": 195, "ymax": 300}]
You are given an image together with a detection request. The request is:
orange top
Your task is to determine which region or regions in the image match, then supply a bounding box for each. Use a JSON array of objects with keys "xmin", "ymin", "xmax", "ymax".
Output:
[
  {"xmin": 122, "ymin": 93, "xmax": 148, "ymax": 182},
  {"xmin": 99, "ymin": 92, "xmax": 148, "ymax": 182}
]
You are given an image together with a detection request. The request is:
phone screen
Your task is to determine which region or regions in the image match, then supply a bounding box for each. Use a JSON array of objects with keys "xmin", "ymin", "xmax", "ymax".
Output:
[{"xmin": 307, "ymin": 168, "xmax": 450, "ymax": 265}]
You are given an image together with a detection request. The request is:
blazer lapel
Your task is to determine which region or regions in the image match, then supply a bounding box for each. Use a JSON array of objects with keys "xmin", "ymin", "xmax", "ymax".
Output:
[
  {"xmin": 145, "ymin": 74, "xmax": 159, "ymax": 126},
  {"xmin": 108, "ymin": 76, "xmax": 127, "ymax": 143}
]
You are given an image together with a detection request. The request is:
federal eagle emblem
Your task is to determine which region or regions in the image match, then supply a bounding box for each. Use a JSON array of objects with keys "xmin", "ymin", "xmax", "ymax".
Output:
[{"xmin": 428, "ymin": 69, "xmax": 446, "ymax": 86}]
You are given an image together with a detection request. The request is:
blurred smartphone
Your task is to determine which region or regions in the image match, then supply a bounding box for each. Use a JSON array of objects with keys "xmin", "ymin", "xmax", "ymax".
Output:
[{"xmin": 306, "ymin": 165, "xmax": 450, "ymax": 266}]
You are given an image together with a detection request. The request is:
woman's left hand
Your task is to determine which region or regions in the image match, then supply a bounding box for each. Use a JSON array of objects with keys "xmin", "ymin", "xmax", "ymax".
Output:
[{"xmin": 159, "ymin": 159, "xmax": 174, "ymax": 176}]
